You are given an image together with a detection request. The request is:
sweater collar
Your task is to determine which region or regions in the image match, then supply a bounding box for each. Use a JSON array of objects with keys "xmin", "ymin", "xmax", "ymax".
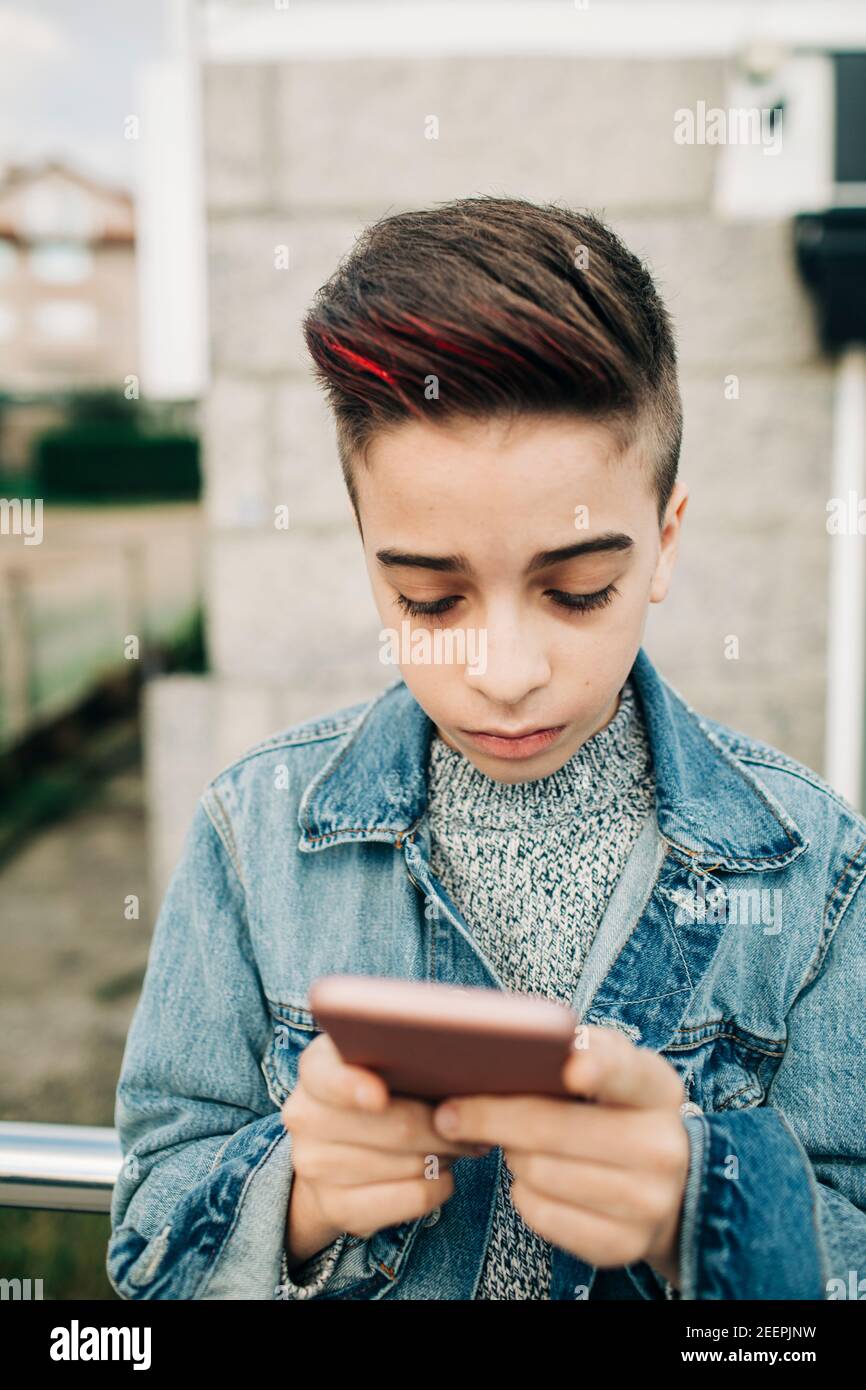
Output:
[
  {"xmin": 297, "ymin": 645, "xmax": 809, "ymax": 873},
  {"xmin": 423, "ymin": 676, "xmax": 652, "ymax": 829}
]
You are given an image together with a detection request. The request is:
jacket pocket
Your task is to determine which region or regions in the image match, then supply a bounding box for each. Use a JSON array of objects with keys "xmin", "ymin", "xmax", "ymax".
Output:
[
  {"xmin": 261, "ymin": 999, "xmax": 321, "ymax": 1106},
  {"xmin": 663, "ymin": 1020, "xmax": 786, "ymax": 1114}
]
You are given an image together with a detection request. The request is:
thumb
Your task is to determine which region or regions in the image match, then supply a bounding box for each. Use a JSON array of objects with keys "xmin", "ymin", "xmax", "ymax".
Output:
[{"xmin": 562, "ymin": 1023, "xmax": 684, "ymax": 1108}]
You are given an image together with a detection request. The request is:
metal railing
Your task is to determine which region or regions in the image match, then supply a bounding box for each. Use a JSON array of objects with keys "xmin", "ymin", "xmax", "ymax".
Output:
[{"xmin": 0, "ymin": 1121, "xmax": 121, "ymax": 1214}]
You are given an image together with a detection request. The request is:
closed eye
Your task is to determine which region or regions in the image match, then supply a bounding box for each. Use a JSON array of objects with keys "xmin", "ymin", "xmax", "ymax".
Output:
[
  {"xmin": 547, "ymin": 584, "xmax": 618, "ymax": 612},
  {"xmin": 393, "ymin": 584, "xmax": 619, "ymax": 619},
  {"xmin": 394, "ymin": 592, "xmax": 461, "ymax": 618}
]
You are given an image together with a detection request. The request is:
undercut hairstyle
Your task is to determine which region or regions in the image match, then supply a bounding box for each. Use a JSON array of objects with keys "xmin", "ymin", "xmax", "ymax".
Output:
[{"xmin": 302, "ymin": 195, "xmax": 682, "ymax": 528}]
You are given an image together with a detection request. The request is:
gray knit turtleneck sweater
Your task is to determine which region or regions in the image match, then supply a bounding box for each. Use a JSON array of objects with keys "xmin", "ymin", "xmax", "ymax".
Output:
[{"xmin": 425, "ymin": 675, "xmax": 656, "ymax": 1300}]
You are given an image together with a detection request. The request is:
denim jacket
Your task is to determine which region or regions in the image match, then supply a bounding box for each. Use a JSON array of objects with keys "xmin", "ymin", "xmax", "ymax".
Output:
[{"xmin": 107, "ymin": 645, "xmax": 866, "ymax": 1300}]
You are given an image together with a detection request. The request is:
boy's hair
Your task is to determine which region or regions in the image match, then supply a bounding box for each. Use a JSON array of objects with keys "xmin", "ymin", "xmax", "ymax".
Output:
[{"xmin": 302, "ymin": 195, "xmax": 682, "ymax": 528}]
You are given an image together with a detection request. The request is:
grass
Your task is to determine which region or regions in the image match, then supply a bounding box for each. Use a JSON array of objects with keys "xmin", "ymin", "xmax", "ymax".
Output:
[{"xmin": 0, "ymin": 1209, "xmax": 119, "ymax": 1301}]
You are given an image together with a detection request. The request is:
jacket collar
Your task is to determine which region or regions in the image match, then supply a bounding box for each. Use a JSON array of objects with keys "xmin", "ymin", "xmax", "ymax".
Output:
[{"xmin": 297, "ymin": 645, "xmax": 808, "ymax": 873}]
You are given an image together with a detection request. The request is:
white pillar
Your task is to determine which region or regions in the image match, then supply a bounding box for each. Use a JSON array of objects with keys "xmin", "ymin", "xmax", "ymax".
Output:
[
  {"xmin": 825, "ymin": 344, "xmax": 866, "ymax": 808},
  {"xmin": 134, "ymin": 0, "xmax": 208, "ymax": 401}
]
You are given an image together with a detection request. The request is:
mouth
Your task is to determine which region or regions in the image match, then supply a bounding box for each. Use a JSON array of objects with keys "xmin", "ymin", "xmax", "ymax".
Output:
[{"xmin": 458, "ymin": 724, "xmax": 566, "ymax": 760}]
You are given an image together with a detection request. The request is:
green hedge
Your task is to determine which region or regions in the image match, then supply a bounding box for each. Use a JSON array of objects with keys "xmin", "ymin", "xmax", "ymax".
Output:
[{"xmin": 33, "ymin": 426, "xmax": 200, "ymax": 501}]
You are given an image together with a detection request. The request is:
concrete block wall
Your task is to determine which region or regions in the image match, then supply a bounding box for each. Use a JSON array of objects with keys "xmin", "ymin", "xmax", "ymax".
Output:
[{"xmin": 146, "ymin": 52, "xmax": 832, "ymax": 898}]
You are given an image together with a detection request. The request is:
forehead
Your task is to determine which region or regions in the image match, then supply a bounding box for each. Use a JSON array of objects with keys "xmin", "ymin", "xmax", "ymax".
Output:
[{"xmin": 358, "ymin": 413, "xmax": 653, "ymax": 535}]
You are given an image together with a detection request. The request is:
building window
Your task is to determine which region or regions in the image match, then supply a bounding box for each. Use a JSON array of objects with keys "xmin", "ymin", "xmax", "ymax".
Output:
[
  {"xmin": 22, "ymin": 183, "xmax": 96, "ymax": 240},
  {"xmin": 32, "ymin": 300, "xmax": 97, "ymax": 341},
  {"xmin": 29, "ymin": 241, "xmax": 93, "ymax": 285}
]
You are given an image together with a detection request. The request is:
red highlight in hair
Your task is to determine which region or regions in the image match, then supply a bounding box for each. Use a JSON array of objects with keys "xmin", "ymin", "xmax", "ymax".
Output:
[
  {"xmin": 372, "ymin": 308, "xmax": 529, "ymax": 373},
  {"xmin": 320, "ymin": 331, "xmax": 397, "ymax": 386}
]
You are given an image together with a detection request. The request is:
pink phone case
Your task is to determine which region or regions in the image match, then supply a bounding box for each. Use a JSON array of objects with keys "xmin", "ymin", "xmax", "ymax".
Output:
[{"xmin": 309, "ymin": 973, "xmax": 578, "ymax": 1100}]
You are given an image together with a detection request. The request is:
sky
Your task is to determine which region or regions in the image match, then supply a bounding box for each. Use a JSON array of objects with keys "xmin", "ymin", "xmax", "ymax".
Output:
[{"xmin": 0, "ymin": 1, "xmax": 170, "ymax": 192}]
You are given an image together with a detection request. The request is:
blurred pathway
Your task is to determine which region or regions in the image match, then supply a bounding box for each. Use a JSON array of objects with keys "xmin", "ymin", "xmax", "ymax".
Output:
[{"xmin": 0, "ymin": 768, "xmax": 151, "ymax": 1126}]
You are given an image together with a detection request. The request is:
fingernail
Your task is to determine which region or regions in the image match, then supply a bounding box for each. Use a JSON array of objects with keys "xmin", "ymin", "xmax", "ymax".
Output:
[{"xmin": 435, "ymin": 1103, "xmax": 459, "ymax": 1134}]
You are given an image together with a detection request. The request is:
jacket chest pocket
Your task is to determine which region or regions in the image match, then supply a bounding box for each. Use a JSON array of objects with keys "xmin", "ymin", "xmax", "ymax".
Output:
[
  {"xmin": 262, "ymin": 999, "xmax": 321, "ymax": 1106},
  {"xmin": 664, "ymin": 1022, "xmax": 786, "ymax": 1114}
]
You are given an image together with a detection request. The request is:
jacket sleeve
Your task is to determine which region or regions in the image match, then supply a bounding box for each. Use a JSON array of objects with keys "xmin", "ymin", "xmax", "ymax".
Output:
[
  {"xmin": 106, "ymin": 794, "xmax": 349, "ymax": 1300},
  {"xmin": 675, "ymin": 869, "xmax": 866, "ymax": 1300}
]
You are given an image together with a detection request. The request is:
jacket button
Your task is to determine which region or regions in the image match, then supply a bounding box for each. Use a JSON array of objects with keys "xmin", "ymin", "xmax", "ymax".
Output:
[
  {"xmin": 422, "ymin": 1206, "xmax": 441, "ymax": 1227},
  {"xmin": 680, "ymin": 1100, "xmax": 703, "ymax": 1117}
]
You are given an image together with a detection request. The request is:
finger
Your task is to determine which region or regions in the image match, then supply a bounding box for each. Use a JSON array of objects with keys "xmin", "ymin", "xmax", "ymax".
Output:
[
  {"xmin": 433, "ymin": 1093, "xmax": 684, "ymax": 1170},
  {"xmin": 295, "ymin": 1031, "xmax": 391, "ymax": 1112},
  {"xmin": 563, "ymin": 1026, "xmax": 686, "ymax": 1109},
  {"xmin": 505, "ymin": 1150, "xmax": 674, "ymax": 1227},
  {"xmin": 322, "ymin": 1171, "xmax": 456, "ymax": 1240},
  {"xmin": 293, "ymin": 1138, "xmax": 459, "ymax": 1187},
  {"xmin": 284, "ymin": 1084, "xmax": 488, "ymax": 1158},
  {"xmin": 508, "ymin": 1181, "xmax": 650, "ymax": 1271}
]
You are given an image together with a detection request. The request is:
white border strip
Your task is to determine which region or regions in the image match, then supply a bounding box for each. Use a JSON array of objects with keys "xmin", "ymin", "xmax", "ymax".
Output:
[
  {"xmin": 200, "ymin": 1, "xmax": 866, "ymax": 61},
  {"xmin": 825, "ymin": 347, "xmax": 866, "ymax": 812}
]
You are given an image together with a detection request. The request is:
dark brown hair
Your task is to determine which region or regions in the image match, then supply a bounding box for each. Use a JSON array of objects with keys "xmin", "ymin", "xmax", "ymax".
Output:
[{"xmin": 302, "ymin": 195, "xmax": 681, "ymax": 527}]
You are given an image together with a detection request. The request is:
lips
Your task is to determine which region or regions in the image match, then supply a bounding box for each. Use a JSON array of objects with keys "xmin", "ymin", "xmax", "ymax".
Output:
[
  {"xmin": 458, "ymin": 724, "xmax": 566, "ymax": 761},
  {"xmin": 469, "ymin": 726, "xmax": 551, "ymax": 739}
]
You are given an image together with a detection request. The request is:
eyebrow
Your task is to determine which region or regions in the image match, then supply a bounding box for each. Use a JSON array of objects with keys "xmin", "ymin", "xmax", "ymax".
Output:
[{"xmin": 375, "ymin": 532, "xmax": 635, "ymax": 576}]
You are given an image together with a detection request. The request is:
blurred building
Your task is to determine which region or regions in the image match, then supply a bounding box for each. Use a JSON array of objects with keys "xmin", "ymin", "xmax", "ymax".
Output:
[
  {"xmin": 0, "ymin": 153, "xmax": 203, "ymax": 755},
  {"xmin": 0, "ymin": 160, "xmax": 137, "ymax": 410}
]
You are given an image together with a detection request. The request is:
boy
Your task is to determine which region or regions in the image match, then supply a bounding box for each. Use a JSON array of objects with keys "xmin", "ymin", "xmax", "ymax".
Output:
[{"xmin": 107, "ymin": 195, "xmax": 866, "ymax": 1301}]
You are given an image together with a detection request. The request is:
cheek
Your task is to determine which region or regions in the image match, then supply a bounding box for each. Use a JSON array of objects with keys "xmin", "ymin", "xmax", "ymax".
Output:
[
  {"xmin": 549, "ymin": 607, "xmax": 635, "ymax": 668},
  {"xmin": 397, "ymin": 658, "xmax": 456, "ymax": 708},
  {"xmin": 546, "ymin": 616, "xmax": 642, "ymax": 708}
]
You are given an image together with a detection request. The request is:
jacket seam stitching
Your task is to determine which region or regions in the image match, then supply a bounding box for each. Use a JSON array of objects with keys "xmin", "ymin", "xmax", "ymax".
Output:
[
  {"xmin": 265, "ymin": 1000, "xmax": 316, "ymax": 1023},
  {"xmin": 666, "ymin": 1034, "xmax": 785, "ymax": 1059},
  {"xmin": 592, "ymin": 986, "xmax": 690, "ymax": 1010},
  {"xmin": 684, "ymin": 713, "xmax": 801, "ymax": 851},
  {"xmin": 735, "ymin": 753, "xmax": 865, "ymax": 819},
  {"xmin": 672, "ymin": 1019, "xmax": 786, "ymax": 1048},
  {"xmin": 817, "ymin": 837, "xmax": 866, "ymax": 956},
  {"xmin": 660, "ymin": 896, "xmax": 695, "ymax": 988},
  {"xmin": 202, "ymin": 790, "xmax": 247, "ymax": 892},
  {"xmin": 664, "ymin": 843, "xmax": 804, "ymax": 872},
  {"xmin": 296, "ymin": 679, "xmax": 410, "ymax": 834},
  {"xmin": 296, "ymin": 678, "xmax": 408, "ymax": 817},
  {"xmin": 793, "ymin": 837, "xmax": 866, "ymax": 997},
  {"xmin": 207, "ymin": 720, "xmax": 362, "ymax": 791},
  {"xmin": 717, "ymin": 1080, "xmax": 765, "ymax": 1106},
  {"xmin": 768, "ymin": 1109, "xmax": 831, "ymax": 1296},
  {"xmin": 304, "ymin": 824, "xmax": 406, "ymax": 845}
]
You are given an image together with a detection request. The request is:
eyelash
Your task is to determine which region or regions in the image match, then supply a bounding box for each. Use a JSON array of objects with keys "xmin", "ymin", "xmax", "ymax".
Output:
[
  {"xmin": 394, "ymin": 593, "xmax": 460, "ymax": 619},
  {"xmin": 394, "ymin": 584, "xmax": 619, "ymax": 618},
  {"xmin": 548, "ymin": 584, "xmax": 618, "ymax": 613}
]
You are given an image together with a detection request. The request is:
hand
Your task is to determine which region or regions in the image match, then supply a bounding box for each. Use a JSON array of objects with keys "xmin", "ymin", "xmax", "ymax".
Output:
[
  {"xmin": 431, "ymin": 1024, "xmax": 690, "ymax": 1288},
  {"xmin": 280, "ymin": 1032, "xmax": 489, "ymax": 1267}
]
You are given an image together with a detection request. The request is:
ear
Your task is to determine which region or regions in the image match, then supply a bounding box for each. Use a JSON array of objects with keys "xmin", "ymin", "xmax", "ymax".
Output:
[{"xmin": 650, "ymin": 481, "xmax": 689, "ymax": 603}]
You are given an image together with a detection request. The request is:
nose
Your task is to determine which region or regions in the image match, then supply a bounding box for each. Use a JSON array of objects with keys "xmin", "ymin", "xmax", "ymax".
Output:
[{"xmin": 464, "ymin": 605, "xmax": 551, "ymax": 707}]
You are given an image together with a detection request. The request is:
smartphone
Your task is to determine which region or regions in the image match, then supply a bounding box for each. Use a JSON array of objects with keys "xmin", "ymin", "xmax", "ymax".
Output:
[{"xmin": 308, "ymin": 973, "xmax": 578, "ymax": 1101}]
